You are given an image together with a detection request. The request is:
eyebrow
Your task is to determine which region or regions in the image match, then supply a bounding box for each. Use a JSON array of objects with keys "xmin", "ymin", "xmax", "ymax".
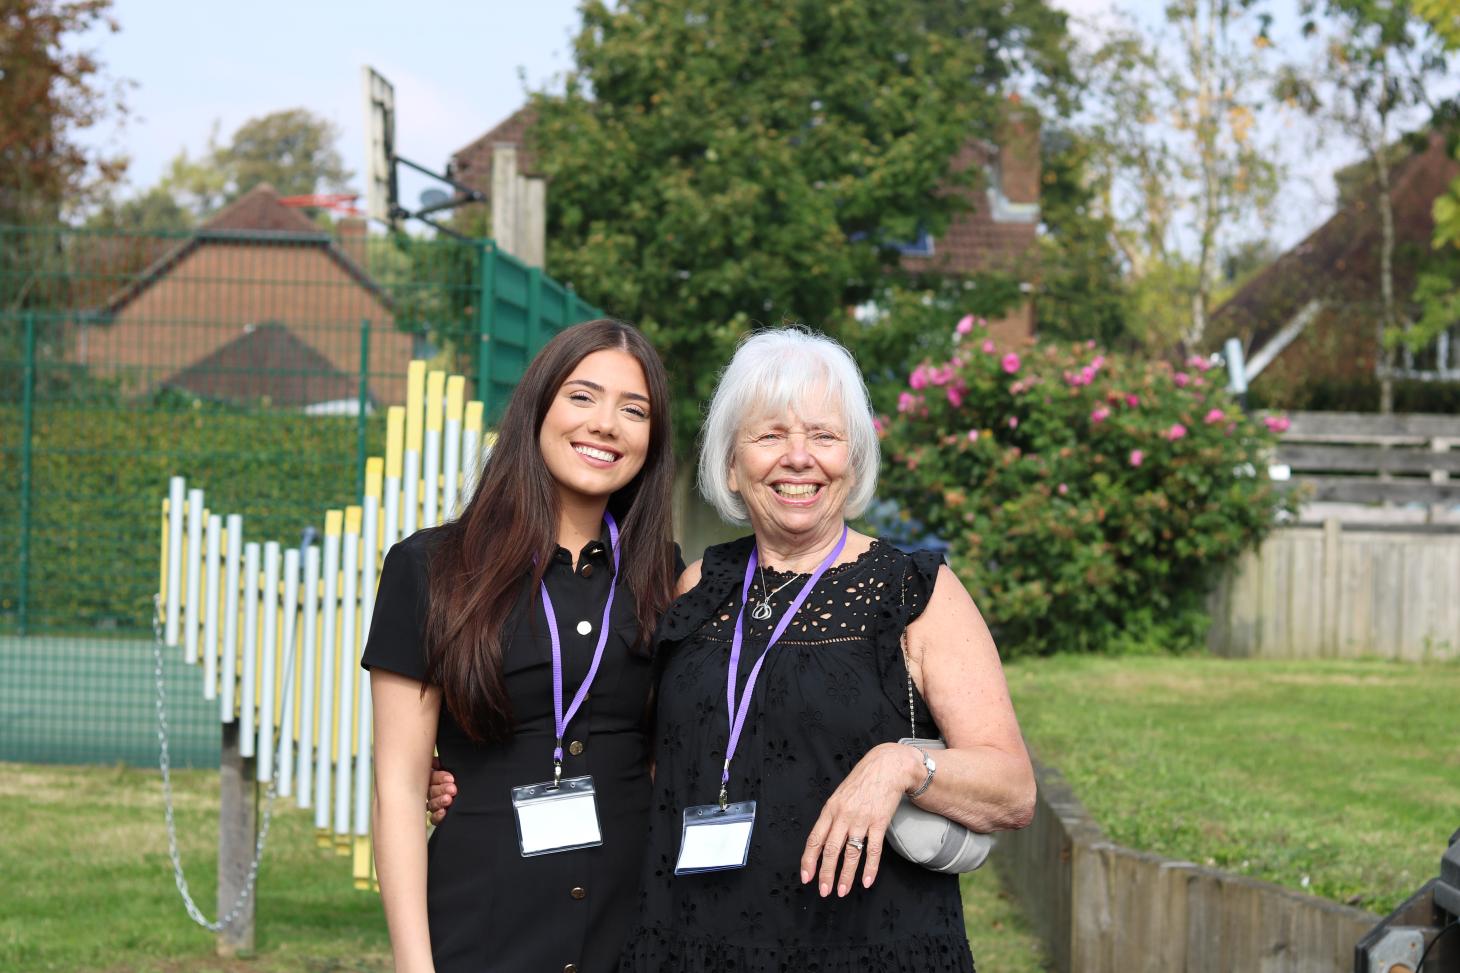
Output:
[{"xmin": 564, "ymin": 378, "xmax": 650, "ymax": 404}]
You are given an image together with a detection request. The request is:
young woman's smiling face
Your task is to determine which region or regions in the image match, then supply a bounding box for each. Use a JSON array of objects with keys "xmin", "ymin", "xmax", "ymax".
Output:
[{"xmin": 539, "ymin": 348, "xmax": 652, "ymax": 506}]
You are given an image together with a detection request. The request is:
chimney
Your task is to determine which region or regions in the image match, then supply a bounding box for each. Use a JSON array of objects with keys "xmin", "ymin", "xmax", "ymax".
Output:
[{"xmin": 338, "ymin": 217, "xmax": 368, "ymax": 269}]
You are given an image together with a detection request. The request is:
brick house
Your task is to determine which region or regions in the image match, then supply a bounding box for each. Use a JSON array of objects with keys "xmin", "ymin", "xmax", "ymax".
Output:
[
  {"xmin": 1209, "ymin": 132, "xmax": 1460, "ymax": 404},
  {"xmin": 446, "ymin": 100, "xmax": 1042, "ymax": 343},
  {"xmin": 75, "ymin": 184, "xmax": 414, "ymax": 408}
]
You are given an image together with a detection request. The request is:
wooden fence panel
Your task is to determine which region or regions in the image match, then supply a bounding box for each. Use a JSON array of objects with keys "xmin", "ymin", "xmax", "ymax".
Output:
[{"xmin": 1209, "ymin": 523, "xmax": 1460, "ymax": 660}]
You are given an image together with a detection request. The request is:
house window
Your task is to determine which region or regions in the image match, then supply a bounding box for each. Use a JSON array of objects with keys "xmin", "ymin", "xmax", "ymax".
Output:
[
  {"xmin": 1393, "ymin": 324, "xmax": 1460, "ymax": 381},
  {"xmin": 892, "ymin": 228, "xmax": 935, "ymax": 257}
]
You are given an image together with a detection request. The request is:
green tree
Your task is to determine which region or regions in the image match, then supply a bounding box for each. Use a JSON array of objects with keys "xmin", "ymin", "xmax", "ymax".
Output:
[
  {"xmin": 1284, "ymin": 0, "xmax": 1455, "ymax": 409},
  {"xmin": 0, "ymin": 0, "xmax": 127, "ymax": 229},
  {"xmin": 94, "ymin": 109, "xmax": 353, "ymax": 227},
  {"xmin": 532, "ymin": 0, "xmax": 1068, "ymax": 449},
  {"xmin": 1080, "ymin": 1, "xmax": 1284, "ymax": 352},
  {"xmin": 1033, "ymin": 128, "xmax": 1131, "ymax": 346}
]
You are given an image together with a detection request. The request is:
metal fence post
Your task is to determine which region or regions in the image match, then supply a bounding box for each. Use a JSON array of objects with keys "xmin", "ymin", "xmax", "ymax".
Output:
[
  {"xmin": 526, "ymin": 267, "xmax": 543, "ymax": 353},
  {"xmin": 356, "ymin": 318, "xmax": 371, "ymax": 499},
  {"xmin": 474, "ymin": 240, "xmax": 496, "ymax": 415},
  {"xmin": 18, "ymin": 311, "xmax": 36, "ymax": 636}
]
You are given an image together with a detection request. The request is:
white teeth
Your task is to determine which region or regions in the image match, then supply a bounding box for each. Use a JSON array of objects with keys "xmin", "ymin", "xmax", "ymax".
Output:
[
  {"xmin": 575, "ymin": 445, "xmax": 618, "ymax": 462},
  {"xmin": 774, "ymin": 483, "xmax": 819, "ymax": 497}
]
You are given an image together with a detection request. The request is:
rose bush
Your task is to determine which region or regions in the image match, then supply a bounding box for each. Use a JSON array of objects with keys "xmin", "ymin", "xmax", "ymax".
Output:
[{"xmin": 875, "ymin": 316, "xmax": 1292, "ymax": 656}]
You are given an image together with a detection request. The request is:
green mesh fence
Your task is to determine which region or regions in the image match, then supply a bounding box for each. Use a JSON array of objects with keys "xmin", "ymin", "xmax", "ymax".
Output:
[{"xmin": 0, "ymin": 223, "xmax": 600, "ymax": 765}]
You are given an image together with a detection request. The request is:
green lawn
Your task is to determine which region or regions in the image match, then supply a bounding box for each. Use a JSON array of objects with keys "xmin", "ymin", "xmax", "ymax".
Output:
[
  {"xmin": 0, "ymin": 762, "xmax": 1048, "ymax": 972},
  {"xmin": 1006, "ymin": 654, "xmax": 1460, "ymax": 915}
]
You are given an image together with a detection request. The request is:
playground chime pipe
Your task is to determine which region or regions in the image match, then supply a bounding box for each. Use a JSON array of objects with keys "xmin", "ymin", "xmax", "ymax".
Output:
[{"xmin": 157, "ymin": 361, "xmax": 487, "ymax": 891}]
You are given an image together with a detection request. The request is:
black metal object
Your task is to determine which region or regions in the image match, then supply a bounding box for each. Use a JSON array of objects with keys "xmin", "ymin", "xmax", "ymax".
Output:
[
  {"xmin": 1356, "ymin": 830, "xmax": 1460, "ymax": 972},
  {"xmin": 385, "ymin": 155, "xmax": 485, "ymax": 240}
]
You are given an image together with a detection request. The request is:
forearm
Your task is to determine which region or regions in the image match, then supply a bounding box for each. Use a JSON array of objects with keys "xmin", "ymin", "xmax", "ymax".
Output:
[
  {"xmin": 373, "ymin": 788, "xmax": 434, "ymax": 973},
  {"xmin": 904, "ymin": 741, "xmax": 1035, "ymax": 833}
]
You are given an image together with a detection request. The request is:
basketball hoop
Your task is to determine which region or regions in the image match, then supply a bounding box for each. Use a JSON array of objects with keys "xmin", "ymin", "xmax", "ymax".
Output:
[{"xmin": 361, "ymin": 65, "xmax": 483, "ymax": 238}]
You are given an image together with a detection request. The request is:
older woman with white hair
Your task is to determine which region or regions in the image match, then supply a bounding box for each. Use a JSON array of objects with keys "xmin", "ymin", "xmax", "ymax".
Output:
[{"xmin": 619, "ymin": 327, "xmax": 1035, "ymax": 972}]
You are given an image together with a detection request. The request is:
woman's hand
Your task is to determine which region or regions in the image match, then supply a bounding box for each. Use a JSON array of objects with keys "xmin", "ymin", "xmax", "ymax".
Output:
[
  {"xmin": 426, "ymin": 758, "xmax": 456, "ymax": 826},
  {"xmin": 800, "ymin": 742, "xmax": 925, "ymax": 897}
]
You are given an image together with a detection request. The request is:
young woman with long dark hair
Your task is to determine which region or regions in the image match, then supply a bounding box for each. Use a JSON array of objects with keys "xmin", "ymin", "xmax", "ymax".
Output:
[{"xmin": 364, "ymin": 319, "xmax": 681, "ymax": 973}]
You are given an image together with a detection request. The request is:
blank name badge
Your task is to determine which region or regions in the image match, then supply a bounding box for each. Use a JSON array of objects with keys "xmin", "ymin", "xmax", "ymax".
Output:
[
  {"xmin": 674, "ymin": 801, "xmax": 757, "ymax": 875},
  {"xmin": 511, "ymin": 776, "xmax": 603, "ymax": 857}
]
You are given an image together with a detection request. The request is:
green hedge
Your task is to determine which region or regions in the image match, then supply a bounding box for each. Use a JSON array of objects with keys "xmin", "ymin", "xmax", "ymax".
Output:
[{"xmin": 0, "ymin": 404, "xmax": 384, "ymax": 634}]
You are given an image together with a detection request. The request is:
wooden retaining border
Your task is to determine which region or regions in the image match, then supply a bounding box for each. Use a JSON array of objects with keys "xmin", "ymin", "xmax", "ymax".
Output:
[{"xmin": 993, "ymin": 762, "xmax": 1379, "ymax": 973}]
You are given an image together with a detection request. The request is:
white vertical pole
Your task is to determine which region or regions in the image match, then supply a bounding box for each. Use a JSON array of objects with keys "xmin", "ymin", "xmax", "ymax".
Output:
[
  {"xmin": 184, "ymin": 487, "xmax": 204, "ymax": 663},
  {"xmin": 166, "ymin": 477, "xmax": 185, "ymax": 647},
  {"xmin": 442, "ymin": 376, "xmax": 464, "ymax": 519},
  {"xmin": 422, "ymin": 370, "xmax": 445, "ymax": 528},
  {"xmin": 334, "ymin": 509, "xmax": 361, "ymax": 837},
  {"xmin": 298, "ymin": 543, "xmax": 320, "ymax": 808},
  {"xmin": 278, "ymin": 547, "xmax": 300, "ymax": 799},
  {"xmin": 461, "ymin": 401, "xmax": 484, "ymax": 501},
  {"xmin": 314, "ymin": 511, "xmax": 342, "ymax": 832},
  {"xmin": 383, "ymin": 406, "xmax": 404, "ymax": 552},
  {"xmin": 257, "ymin": 542, "xmax": 280, "ymax": 782},
  {"xmin": 203, "ymin": 515, "xmax": 221, "ymax": 701},
  {"xmin": 239, "ymin": 542, "xmax": 260, "ymax": 759},
  {"xmin": 220, "ymin": 514, "xmax": 243, "ymax": 724},
  {"xmin": 401, "ymin": 361, "xmax": 425, "ymax": 539},
  {"xmin": 354, "ymin": 463, "xmax": 383, "ymax": 845}
]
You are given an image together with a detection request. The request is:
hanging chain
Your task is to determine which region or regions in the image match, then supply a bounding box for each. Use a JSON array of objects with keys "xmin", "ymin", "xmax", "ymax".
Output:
[{"xmin": 152, "ymin": 593, "xmax": 282, "ymax": 933}]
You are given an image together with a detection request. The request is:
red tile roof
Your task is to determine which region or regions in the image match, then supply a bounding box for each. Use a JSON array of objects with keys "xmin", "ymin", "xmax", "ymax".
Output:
[{"xmin": 1210, "ymin": 131, "xmax": 1459, "ymax": 356}]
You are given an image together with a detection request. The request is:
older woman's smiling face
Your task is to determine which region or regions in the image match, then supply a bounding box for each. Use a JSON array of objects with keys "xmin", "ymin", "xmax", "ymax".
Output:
[{"xmin": 728, "ymin": 396, "xmax": 852, "ymax": 549}]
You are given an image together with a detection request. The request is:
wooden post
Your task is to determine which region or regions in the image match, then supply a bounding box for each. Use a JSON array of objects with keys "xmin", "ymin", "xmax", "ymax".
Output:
[
  {"xmin": 217, "ymin": 721, "xmax": 257, "ymax": 955},
  {"xmin": 1321, "ymin": 518, "xmax": 1342, "ymax": 656},
  {"xmin": 1430, "ymin": 437, "xmax": 1452, "ymax": 525}
]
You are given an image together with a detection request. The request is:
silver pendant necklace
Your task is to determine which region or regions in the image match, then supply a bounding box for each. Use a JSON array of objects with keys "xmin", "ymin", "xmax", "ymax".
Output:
[{"xmin": 750, "ymin": 563, "xmax": 801, "ymax": 621}]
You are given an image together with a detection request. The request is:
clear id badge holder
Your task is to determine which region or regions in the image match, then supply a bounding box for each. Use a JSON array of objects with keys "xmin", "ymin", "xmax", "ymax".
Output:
[
  {"xmin": 674, "ymin": 800, "xmax": 757, "ymax": 875},
  {"xmin": 511, "ymin": 775, "xmax": 603, "ymax": 857}
]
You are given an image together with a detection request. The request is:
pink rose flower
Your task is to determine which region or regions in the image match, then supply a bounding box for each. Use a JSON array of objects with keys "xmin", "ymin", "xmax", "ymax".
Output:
[
  {"xmin": 1079, "ymin": 365, "xmax": 1096, "ymax": 385},
  {"xmin": 873, "ymin": 416, "xmax": 887, "ymax": 435},
  {"xmin": 897, "ymin": 391, "xmax": 918, "ymax": 414},
  {"xmin": 1129, "ymin": 449, "xmax": 1144, "ymax": 467},
  {"xmin": 956, "ymin": 315, "xmax": 975, "ymax": 335},
  {"xmin": 947, "ymin": 385, "xmax": 963, "ymax": 407},
  {"xmin": 982, "ymin": 339, "xmax": 997, "ymax": 355},
  {"xmin": 1090, "ymin": 405, "xmax": 1110, "ymax": 424},
  {"xmin": 967, "ymin": 429, "xmax": 980, "ymax": 443},
  {"xmin": 1173, "ymin": 372, "xmax": 1191, "ymax": 388},
  {"xmin": 1007, "ymin": 416, "xmax": 1019, "ymax": 429},
  {"xmin": 1010, "ymin": 380, "xmax": 1026, "ymax": 395},
  {"xmin": 1165, "ymin": 423, "xmax": 1187, "ymax": 441},
  {"xmin": 1264, "ymin": 415, "xmax": 1291, "ymax": 433},
  {"xmin": 1091, "ymin": 355, "xmax": 1106, "ymax": 370},
  {"xmin": 1001, "ymin": 352, "xmax": 1021, "ymax": 374},
  {"xmin": 909, "ymin": 364, "xmax": 929, "ymax": 390},
  {"xmin": 1057, "ymin": 483, "xmax": 1069, "ymax": 496},
  {"xmin": 1204, "ymin": 408, "xmax": 1225, "ymax": 424},
  {"xmin": 1126, "ymin": 394, "xmax": 1140, "ymax": 408}
]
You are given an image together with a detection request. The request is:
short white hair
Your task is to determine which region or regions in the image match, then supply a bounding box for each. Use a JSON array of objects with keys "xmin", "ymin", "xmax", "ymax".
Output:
[{"xmin": 699, "ymin": 327, "xmax": 880, "ymax": 525}]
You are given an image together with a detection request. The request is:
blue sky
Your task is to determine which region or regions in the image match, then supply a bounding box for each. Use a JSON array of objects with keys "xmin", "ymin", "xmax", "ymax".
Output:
[{"xmin": 79, "ymin": 0, "xmax": 1448, "ymax": 250}]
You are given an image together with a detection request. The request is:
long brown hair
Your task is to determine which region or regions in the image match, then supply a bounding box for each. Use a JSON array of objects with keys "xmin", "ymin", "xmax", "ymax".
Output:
[{"xmin": 424, "ymin": 319, "xmax": 677, "ymax": 743}]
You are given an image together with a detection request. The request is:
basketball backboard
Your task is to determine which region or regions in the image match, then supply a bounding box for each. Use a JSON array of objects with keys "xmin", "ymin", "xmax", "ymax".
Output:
[{"xmin": 362, "ymin": 66, "xmax": 398, "ymax": 227}]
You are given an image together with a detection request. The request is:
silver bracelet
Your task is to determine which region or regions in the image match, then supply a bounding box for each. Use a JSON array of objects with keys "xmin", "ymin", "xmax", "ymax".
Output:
[{"xmin": 906, "ymin": 745, "xmax": 936, "ymax": 799}]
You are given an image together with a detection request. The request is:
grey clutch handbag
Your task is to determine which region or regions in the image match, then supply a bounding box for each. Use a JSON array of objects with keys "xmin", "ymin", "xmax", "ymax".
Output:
[{"xmin": 885, "ymin": 572, "xmax": 996, "ymax": 874}]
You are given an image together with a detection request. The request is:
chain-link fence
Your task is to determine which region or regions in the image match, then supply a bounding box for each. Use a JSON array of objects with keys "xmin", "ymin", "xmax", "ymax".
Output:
[{"xmin": 0, "ymin": 223, "xmax": 599, "ymax": 764}]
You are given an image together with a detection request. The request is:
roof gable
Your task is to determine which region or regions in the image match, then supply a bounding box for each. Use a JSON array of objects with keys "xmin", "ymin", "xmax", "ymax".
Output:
[{"xmin": 161, "ymin": 322, "xmax": 360, "ymax": 406}]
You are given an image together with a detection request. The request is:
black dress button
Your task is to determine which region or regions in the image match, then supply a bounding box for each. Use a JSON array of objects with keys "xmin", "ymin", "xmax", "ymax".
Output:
[
  {"xmin": 569, "ymin": 740, "xmax": 584, "ymax": 756},
  {"xmin": 581, "ymin": 563, "xmax": 594, "ymax": 578},
  {"xmin": 570, "ymin": 886, "xmax": 586, "ymax": 900}
]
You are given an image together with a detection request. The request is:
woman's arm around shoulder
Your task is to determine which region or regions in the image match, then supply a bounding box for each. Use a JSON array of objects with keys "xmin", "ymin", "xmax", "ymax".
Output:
[
  {"xmin": 371, "ymin": 669, "xmax": 441, "ymax": 973},
  {"xmin": 675, "ymin": 558, "xmax": 703, "ymax": 597},
  {"xmin": 904, "ymin": 564, "xmax": 1036, "ymax": 833}
]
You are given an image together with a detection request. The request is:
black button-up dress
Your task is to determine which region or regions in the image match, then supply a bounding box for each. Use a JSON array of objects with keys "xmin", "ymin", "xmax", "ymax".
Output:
[{"xmin": 363, "ymin": 526, "xmax": 678, "ymax": 973}]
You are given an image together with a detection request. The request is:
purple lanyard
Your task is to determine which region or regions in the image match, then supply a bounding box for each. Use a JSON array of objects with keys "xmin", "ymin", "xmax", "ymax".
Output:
[
  {"xmin": 718, "ymin": 525, "xmax": 848, "ymax": 807},
  {"xmin": 539, "ymin": 512, "xmax": 621, "ymax": 784}
]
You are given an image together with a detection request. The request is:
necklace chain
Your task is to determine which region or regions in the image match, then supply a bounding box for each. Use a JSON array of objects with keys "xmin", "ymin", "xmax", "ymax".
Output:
[{"xmin": 750, "ymin": 563, "xmax": 803, "ymax": 621}]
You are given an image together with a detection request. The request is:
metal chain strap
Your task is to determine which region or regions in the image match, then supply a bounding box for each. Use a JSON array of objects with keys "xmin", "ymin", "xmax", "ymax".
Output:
[{"xmin": 152, "ymin": 594, "xmax": 282, "ymax": 933}]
